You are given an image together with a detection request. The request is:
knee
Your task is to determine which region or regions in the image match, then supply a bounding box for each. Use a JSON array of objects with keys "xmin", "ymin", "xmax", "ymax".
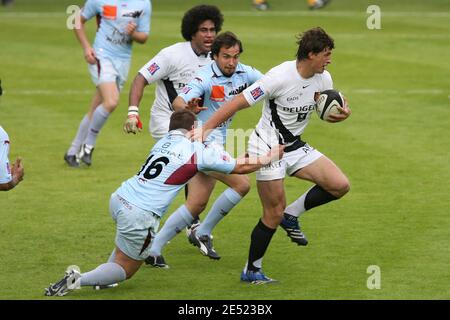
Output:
[
  {"xmin": 187, "ymin": 200, "xmax": 208, "ymax": 216},
  {"xmin": 333, "ymin": 177, "xmax": 350, "ymax": 198},
  {"xmin": 232, "ymin": 175, "xmax": 251, "ymax": 196},
  {"xmin": 263, "ymin": 203, "xmax": 285, "ymax": 226},
  {"xmin": 102, "ymin": 96, "xmax": 120, "ymax": 111}
]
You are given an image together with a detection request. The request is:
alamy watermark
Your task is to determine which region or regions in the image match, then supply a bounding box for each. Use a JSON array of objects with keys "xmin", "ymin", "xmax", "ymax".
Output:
[
  {"xmin": 367, "ymin": 5, "xmax": 382, "ymax": 30},
  {"xmin": 66, "ymin": 5, "xmax": 81, "ymax": 30},
  {"xmin": 366, "ymin": 265, "xmax": 381, "ymax": 289}
]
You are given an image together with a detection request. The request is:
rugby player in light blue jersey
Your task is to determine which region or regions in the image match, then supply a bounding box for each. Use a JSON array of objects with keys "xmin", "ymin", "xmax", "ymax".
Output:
[
  {"xmin": 0, "ymin": 126, "xmax": 24, "ymax": 191},
  {"xmin": 64, "ymin": 0, "xmax": 151, "ymax": 167},
  {"xmin": 44, "ymin": 110, "xmax": 284, "ymax": 296},
  {"xmin": 143, "ymin": 32, "xmax": 264, "ymax": 266}
]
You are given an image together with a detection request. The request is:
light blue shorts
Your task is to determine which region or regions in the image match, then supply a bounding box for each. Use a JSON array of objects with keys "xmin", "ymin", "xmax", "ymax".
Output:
[
  {"xmin": 88, "ymin": 56, "xmax": 130, "ymax": 91},
  {"xmin": 109, "ymin": 193, "xmax": 161, "ymax": 261}
]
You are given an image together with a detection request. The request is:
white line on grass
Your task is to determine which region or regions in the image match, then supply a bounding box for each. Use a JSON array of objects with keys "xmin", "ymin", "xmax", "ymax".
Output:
[
  {"xmin": 346, "ymin": 89, "xmax": 447, "ymax": 95},
  {"xmin": 2, "ymin": 89, "xmax": 447, "ymax": 96},
  {"xmin": 2, "ymin": 89, "xmax": 92, "ymax": 95},
  {"xmin": 1, "ymin": 11, "xmax": 450, "ymax": 18}
]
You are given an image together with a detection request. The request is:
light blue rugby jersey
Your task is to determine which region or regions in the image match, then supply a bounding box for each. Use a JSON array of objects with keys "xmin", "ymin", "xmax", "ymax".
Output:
[
  {"xmin": 82, "ymin": 0, "xmax": 151, "ymax": 60},
  {"xmin": 115, "ymin": 130, "xmax": 236, "ymax": 217},
  {"xmin": 0, "ymin": 126, "xmax": 11, "ymax": 184},
  {"xmin": 179, "ymin": 61, "xmax": 263, "ymax": 144}
]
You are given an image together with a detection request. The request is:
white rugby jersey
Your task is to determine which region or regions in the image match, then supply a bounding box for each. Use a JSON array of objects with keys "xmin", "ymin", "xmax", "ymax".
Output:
[
  {"xmin": 139, "ymin": 42, "xmax": 212, "ymax": 119},
  {"xmin": 0, "ymin": 126, "xmax": 12, "ymax": 184},
  {"xmin": 242, "ymin": 60, "xmax": 333, "ymax": 148}
]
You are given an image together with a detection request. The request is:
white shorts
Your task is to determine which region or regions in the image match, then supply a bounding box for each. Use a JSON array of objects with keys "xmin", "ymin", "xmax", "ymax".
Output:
[
  {"xmin": 149, "ymin": 109, "xmax": 171, "ymax": 140},
  {"xmin": 88, "ymin": 56, "xmax": 130, "ymax": 91},
  {"xmin": 247, "ymin": 130, "xmax": 323, "ymax": 181},
  {"xmin": 109, "ymin": 193, "xmax": 160, "ymax": 261}
]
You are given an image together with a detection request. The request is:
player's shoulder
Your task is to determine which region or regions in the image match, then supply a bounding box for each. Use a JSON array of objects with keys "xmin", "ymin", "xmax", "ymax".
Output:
[
  {"xmin": 236, "ymin": 62, "xmax": 260, "ymax": 75},
  {"xmin": 198, "ymin": 62, "xmax": 216, "ymax": 77},
  {"xmin": 160, "ymin": 42, "xmax": 188, "ymax": 55},
  {"xmin": 130, "ymin": 0, "xmax": 151, "ymax": 6},
  {"xmin": 158, "ymin": 42, "xmax": 192, "ymax": 61},
  {"xmin": 314, "ymin": 70, "xmax": 333, "ymax": 88},
  {"xmin": 0, "ymin": 126, "xmax": 8, "ymax": 141},
  {"xmin": 316, "ymin": 70, "xmax": 332, "ymax": 81},
  {"xmin": 260, "ymin": 60, "xmax": 295, "ymax": 87},
  {"xmin": 265, "ymin": 60, "xmax": 295, "ymax": 77}
]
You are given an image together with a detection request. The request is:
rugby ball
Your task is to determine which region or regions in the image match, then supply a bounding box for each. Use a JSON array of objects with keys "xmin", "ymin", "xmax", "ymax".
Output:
[{"xmin": 315, "ymin": 89, "xmax": 344, "ymax": 121}]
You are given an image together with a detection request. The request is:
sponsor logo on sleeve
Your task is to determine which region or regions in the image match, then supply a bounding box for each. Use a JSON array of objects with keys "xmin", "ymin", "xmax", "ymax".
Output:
[
  {"xmin": 250, "ymin": 86, "xmax": 264, "ymax": 100},
  {"xmin": 147, "ymin": 62, "xmax": 160, "ymax": 75},
  {"xmin": 211, "ymin": 85, "xmax": 225, "ymax": 102},
  {"xmin": 102, "ymin": 5, "xmax": 117, "ymax": 20}
]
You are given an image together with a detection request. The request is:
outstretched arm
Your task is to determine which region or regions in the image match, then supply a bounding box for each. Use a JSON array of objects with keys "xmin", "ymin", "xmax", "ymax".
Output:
[
  {"xmin": 192, "ymin": 93, "xmax": 250, "ymax": 141},
  {"xmin": 231, "ymin": 145, "xmax": 284, "ymax": 174},
  {"xmin": 172, "ymin": 96, "xmax": 207, "ymax": 114}
]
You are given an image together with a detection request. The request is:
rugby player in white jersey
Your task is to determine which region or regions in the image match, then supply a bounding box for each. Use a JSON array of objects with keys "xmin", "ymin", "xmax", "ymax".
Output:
[
  {"xmin": 64, "ymin": 0, "xmax": 152, "ymax": 167},
  {"xmin": 123, "ymin": 5, "xmax": 224, "ymax": 139},
  {"xmin": 44, "ymin": 110, "xmax": 284, "ymax": 296},
  {"xmin": 192, "ymin": 27, "xmax": 351, "ymax": 284},
  {"xmin": 123, "ymin": 5, "xmax": 223, "ymax": 267}
]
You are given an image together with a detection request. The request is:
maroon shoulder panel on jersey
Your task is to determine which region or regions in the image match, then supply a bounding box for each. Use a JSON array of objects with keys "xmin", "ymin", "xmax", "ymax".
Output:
[{"xmin": 164, "ymin": 154, "xmax": 198, "ymax": 185}]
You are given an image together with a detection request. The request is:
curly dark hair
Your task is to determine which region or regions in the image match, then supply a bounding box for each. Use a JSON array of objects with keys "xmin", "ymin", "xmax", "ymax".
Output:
[
  {"xmin": 181, "ymin": 5, "xmax": 224, "ymax": 41},
  {"xmin": 211, "ymin": 31, "xmax": 243, "ymax": 57},
  {"xmin": 296, "ymin": 27, "xmax": 334, "ymax": 60}
]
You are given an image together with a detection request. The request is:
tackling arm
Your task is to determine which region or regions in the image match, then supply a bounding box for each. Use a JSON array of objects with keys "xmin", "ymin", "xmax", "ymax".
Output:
[
  {"xmin": 172, "ymin": 96, "xmax": 206, "ymax": 114},
  {"xmin": 231, "ymin": 145, "xmax": 284, "ymax": 174},
  {"xmin": 193, "ymin": 93, "xmax": 250, "ymax": 141}
]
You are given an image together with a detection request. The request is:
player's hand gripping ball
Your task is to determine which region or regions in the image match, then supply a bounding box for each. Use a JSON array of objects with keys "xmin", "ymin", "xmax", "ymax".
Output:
[{"xmin": 315, "ymin": 89, "xmax": 345, "ymax": 121}]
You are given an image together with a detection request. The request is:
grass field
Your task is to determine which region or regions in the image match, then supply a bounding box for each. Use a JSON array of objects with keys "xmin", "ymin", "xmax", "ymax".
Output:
[{"xmin": 0, "ymin": 0, "xmax": 449, "ymax": 300}]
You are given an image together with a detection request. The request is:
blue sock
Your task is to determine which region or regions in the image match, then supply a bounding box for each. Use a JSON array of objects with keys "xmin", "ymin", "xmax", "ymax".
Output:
[
  {"xmin": 107, "ymin": 248, "xmax": 116, "ymax": 263},
  {"xmin": 85, "ymin": 105, "xmax": 110, "ymax": 147},
  {"xmin": 67, "ymin": 114, "xmax": 90, "ymax": 155},
  {"xmin": 149, "ymin": 205, "xmax": 194, "ymax": 256},
  {"xmin": 196, "ymin": 188, "xmax": 242, "ymax": 237},
  {"xmin": 80, "ymin": 262, "xmax": 126, "ymax": 286}
]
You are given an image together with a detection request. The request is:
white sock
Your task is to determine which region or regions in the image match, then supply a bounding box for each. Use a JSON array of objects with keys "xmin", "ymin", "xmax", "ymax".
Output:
[{"xmin": 284, "ymin": 186, "xmax": 314, "ymax": 217}]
